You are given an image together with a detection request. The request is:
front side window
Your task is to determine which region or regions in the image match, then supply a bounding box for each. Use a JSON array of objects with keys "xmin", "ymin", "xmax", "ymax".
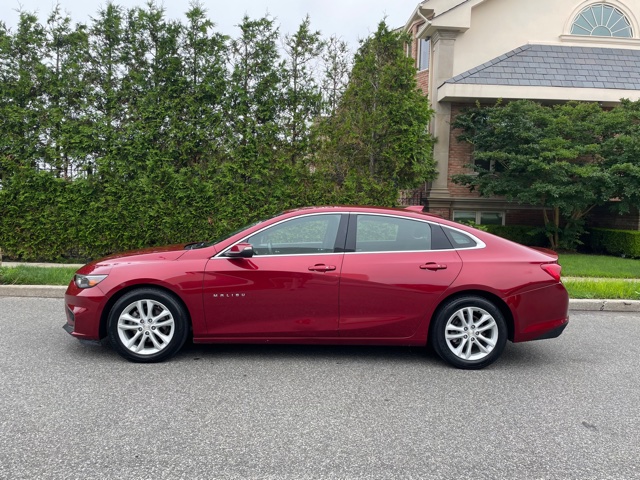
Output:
[
  {"xmin": 245, "ymin": 214, "xmax": 342, "ymax": 256},
  {"xmin": 356, "ymin": 215, "xmax": 432, "ymax": 252},
  {"xmin": 571, "ymin": 4, "xmax": 633, "ymax": 38}
]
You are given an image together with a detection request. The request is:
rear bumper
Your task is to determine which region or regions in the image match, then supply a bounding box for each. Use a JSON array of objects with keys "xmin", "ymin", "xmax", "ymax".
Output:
[
  {"xmin": 508, "ymin": 283, "xmax": 570, "ymax": 343},
  {"xmin": 531, "ymin": 319, "xmax": 569, "ymax": 341}
]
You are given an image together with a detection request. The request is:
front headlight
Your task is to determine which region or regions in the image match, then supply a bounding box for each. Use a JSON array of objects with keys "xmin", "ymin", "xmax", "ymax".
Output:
[{"xmin": 74, "ymin": 274, "xmax": 108, "ymax": 289}]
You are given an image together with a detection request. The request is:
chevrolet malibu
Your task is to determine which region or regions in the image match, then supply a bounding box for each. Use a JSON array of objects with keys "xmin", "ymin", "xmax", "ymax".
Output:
[{"xmin": 63, "ymin": 206, "xmax": 569, "ymax": 369}]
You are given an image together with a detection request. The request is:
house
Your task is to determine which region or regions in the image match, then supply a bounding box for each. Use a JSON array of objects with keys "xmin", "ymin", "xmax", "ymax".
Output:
[{"xmin": 403, "ymin": 0, "xmax": 640, "ymax": 230}]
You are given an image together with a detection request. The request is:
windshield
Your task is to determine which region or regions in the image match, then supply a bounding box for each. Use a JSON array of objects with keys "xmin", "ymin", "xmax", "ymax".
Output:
[{"xmin": 205, "ymin": 213, "xmax": 282, "ymax": 247}]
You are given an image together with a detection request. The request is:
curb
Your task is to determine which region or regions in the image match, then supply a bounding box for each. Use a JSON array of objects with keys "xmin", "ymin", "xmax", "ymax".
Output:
[
  {"xmin": 0, "ymin": 285, "xmax": 67, "ymax": 298},
  {"xmin": 0, "ymin": 285, "xmax": 639, "ymax": 311},
  {"xmin": 567, "ymin": 299, "xmax": 640, "ymax": 312}
]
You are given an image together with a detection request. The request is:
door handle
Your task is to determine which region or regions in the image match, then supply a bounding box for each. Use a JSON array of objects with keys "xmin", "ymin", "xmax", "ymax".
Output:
[
  {"xmin": 420, "ymin": 262, "xmax": 447, "ymax": 271},
  {"xmin": 308, "ymin": 264, "xmax": 336, "ymax": 272}
]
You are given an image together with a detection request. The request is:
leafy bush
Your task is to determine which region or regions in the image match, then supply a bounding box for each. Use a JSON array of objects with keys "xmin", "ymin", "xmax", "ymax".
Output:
[
  {"xmin": 483, "ymin": 225, "xmax": 548, "ymax": 247},
  {"xmin": 589, "ymin": 228, "xmax": 640, "ymax": 258}
]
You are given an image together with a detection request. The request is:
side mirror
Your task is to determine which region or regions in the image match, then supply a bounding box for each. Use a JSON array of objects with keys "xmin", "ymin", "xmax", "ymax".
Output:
[{"xmin": 226, "ymin": 243, "xmax": 254, "ymax": 258}]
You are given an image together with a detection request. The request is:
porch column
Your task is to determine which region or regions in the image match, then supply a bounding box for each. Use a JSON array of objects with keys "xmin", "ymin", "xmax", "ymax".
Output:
[{"xmin": 429, "ymin": 29, "xmax": 459, "ymax": 198}]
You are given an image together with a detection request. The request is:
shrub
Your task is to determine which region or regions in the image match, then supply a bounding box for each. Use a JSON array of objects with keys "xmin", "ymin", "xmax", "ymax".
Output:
[
  {"xmin": 589, "ymin": 228, "xmax": 640, "ymax": 258},
  {"xmin": 483, "ymin": 225, "xmax": 548, "ymax": 247}
]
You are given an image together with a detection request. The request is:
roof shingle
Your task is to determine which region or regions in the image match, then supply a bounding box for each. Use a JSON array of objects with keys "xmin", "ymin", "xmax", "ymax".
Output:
[{"xmin": 445, "ymin": 44, "xmax": 640, "ymax": 90}]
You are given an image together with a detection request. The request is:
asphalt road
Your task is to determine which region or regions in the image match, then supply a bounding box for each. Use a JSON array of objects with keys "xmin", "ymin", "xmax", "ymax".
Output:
[{"xmin": 1, "ymin": 298, "xmax": 639, "ymax": 480}]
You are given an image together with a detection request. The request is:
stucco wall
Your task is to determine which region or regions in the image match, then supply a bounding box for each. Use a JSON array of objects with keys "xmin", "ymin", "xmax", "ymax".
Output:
[{"xmin": 451, "ymin": 0, "xmax": 640, "ymax": 79}]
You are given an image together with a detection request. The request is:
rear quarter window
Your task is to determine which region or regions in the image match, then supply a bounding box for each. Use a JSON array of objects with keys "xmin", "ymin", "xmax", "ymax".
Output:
[{"xmin": 442, "ymin": 227, "xmax": 478, "ymax": 249}]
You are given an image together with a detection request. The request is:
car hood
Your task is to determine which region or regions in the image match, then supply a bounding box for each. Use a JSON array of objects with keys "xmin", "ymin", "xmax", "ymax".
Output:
[{"xmin": 77, "ymin": 244, "xmax": 188, "ymax": 274}]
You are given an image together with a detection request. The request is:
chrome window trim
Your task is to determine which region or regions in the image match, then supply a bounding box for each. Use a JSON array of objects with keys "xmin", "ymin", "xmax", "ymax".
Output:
[
  {"xmin": 212, "ymin": 211, "xmax": 487, "ymax": 259},
  {"xmin": 353, "ymin": 212, "xmax": 487, "ymax": 251}
]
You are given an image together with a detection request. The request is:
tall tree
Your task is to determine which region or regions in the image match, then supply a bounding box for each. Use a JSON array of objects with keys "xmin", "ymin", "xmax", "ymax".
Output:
[
  {"xmin": 601, "ymin": 99, "xmax": 640, "ymax": 215},
  {"xmin": 315, "ymin": 20, "xmax": 436, "ymax": 205},
  {"xmin": 179, "ymin": 3, "xmax": 228, "ymax": 168},
  {"xmin": 87, "ymin": 2, "xmax": 125, "ymax": 176},
  {"xmin": 0, "ymin": 12, "xmax": 47, "ymax": 176},
  {"xmin": 320, "ymin": 35, "xmax": 350, "ymax": 116},
  {"xmin": 451, "ymin": 100, "xmax": 637, "ymax": 250},
  {"xmin": 282, "ymin": 16, "xmax": 324, "ymax": 163},
  {"xmin": 43, "ymin": 5, "xmax": 92, "ymax": 177}
]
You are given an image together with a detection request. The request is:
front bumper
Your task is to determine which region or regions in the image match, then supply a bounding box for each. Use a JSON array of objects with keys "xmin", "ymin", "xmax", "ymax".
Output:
[{"xmin": 64, "ymin": 282, "xmax": 107, "ymax": 341}]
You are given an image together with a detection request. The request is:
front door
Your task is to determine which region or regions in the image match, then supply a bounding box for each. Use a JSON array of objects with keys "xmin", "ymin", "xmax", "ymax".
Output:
[{"xmin": 202, "ymin": 213, "xmax": 346, "ymax": 337}]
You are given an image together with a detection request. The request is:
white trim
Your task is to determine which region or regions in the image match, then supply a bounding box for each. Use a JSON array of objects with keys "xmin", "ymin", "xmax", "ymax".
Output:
[
  {"xmin": 563, "ymin": 1, "xmax": 639, "ymax": 38},
  {"xmin": 438, "ymin": 83, "xmax": 640, "ymax": 106},
  {"xmin": 559, "ymin": 34, "xmax": 640, "ymax": 45}
]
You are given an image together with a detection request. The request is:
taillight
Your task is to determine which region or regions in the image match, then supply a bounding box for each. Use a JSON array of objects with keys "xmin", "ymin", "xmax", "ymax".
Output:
[{"xmin": 541, "ymin": 263, "xmax": 562, "ymax": 282}]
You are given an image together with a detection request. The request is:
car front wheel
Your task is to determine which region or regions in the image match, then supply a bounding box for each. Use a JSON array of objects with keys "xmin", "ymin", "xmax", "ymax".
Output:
[
  {"xmin": 107, "ymin": 288, "xmax": 189, "ymax": 363},
  {"xmin": 432, "ymin": 296, "xmax": 507, "ymax": 370}
]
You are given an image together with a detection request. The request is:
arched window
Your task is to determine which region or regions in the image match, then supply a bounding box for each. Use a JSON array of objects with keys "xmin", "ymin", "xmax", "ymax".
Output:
[{"xmin": 571, "ymin": 3, "xmax": 633, "ymax": 37}]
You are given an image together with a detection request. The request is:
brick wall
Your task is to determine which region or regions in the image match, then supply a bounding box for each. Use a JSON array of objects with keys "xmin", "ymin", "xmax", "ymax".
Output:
[
  {"xmin": 416, "ymin": 70, "xmax": 429, "ymax": 95},
  {"xmin": 587, "ymin": 205, "xmax": 640, "ymax": 230},
  {"xmin": 407, "ymin": 21, "xmax": 429, "ymax": 95},
  {"xmin": 447, "ymin": 103, "xmax": 479, "ymax": 198},
  {"xmin": 506, "ymin": 209, "xmax": 545, "ymax": 226},
  {"xmin": 429, "ymin": 207, "xmax": 451, "ymax": 219}
]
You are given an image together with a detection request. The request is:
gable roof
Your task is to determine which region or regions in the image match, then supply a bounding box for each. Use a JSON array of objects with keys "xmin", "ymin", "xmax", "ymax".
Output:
[{"xmin": 445, "ymin": 44, "xmax": 640, "ymax": 90}]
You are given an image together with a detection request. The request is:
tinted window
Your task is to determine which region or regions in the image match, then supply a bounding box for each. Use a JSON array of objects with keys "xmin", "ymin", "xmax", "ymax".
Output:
[
  {"xmin": 355, "ymin": 216, "xmax": 432, "ymax": 252},
  {"xmin": 246, "ymin": 214, "xmax": 341, "ymax": 256},
  {"xmin": 443, "ymin": 227, "xmax": 477, "ymax": 249}
]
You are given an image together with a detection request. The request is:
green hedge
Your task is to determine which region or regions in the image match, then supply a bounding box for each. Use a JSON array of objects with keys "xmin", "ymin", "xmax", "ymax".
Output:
[
  {"xmin": 0, "ymin": 167, "xmax": 398, "ymax": 262},
  {"xmin": 483, "ymin": 225, "xmax": 548, "ymax": 247},
  {"xmin": 589, "ymin": 228, "xmax": 640, "ymax": 258}
]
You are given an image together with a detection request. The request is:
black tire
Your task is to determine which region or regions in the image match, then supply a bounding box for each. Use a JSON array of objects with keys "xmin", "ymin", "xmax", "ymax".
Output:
[
  {"xmin": 431, "ymin": 296, "xmax": 507, "ymax": 370},
  {"xmin": 107, "ymin": 288, "xmax": 189, "ymax": 363}
]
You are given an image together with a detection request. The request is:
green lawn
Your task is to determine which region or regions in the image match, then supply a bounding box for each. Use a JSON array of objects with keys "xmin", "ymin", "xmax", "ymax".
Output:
[
  {"xmin": 563, "ymin": 278, "xmax": 640, "ymax": 300},
  {"xmin": 558, "ymin": 253, "xmax": 640, "ymax": 279},
  {"xmin": 0, "ymin": 266, "xmax": 77, "ymax": 286}
]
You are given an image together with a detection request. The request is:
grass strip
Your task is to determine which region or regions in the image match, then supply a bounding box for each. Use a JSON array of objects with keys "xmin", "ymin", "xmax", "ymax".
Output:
[
  {"xmin": 0, "ymin": 266, "xmax": 77, "ymax": 286},
  {"xmin": 559, "ymin": 254, "xmax": 640, "ymax": 279},
  {"xmin": 563, "ymin": 278, "xmax": 640, "ymax": 300}
]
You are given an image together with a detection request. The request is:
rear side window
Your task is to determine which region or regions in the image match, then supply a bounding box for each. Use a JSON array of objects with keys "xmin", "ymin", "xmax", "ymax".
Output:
[
  {"xmin": 355, "ymin": 215, "xmax": 432, "ymax": 252},
  {"xmin": 442, "ymin": 227, "xmax": 477, "ymax": 249}
]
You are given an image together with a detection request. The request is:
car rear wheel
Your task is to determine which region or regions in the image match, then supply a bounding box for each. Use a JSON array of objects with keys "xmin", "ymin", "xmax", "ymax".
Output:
[
  {"xmin": 432, "ymin": 296, "xmax": 507, "ymax": 370},
  {"xmin": 107, "ymin": 288, "xmax": 189, "ymax": 363}
]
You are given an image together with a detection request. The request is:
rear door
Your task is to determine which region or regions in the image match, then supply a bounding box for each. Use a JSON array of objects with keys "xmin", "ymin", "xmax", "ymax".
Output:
[{"xmin": 339, "ymin": 213, "xmax": 462, "ymax": 338}]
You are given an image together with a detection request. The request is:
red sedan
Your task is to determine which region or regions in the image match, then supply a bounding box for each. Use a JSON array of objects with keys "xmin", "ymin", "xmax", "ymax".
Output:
[{"xmin": 63, "ymin": 206, "xmax": 569, "ymax": 369}]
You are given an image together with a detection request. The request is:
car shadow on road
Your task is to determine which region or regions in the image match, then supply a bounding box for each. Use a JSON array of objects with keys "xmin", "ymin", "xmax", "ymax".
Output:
[
  {"xmin": 179, "ymin": 341, "xmax": 439, "ymax": 364},
  {"xmin": 62, "ymin": 334, "xmax": 557, "ymax": 370}
]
